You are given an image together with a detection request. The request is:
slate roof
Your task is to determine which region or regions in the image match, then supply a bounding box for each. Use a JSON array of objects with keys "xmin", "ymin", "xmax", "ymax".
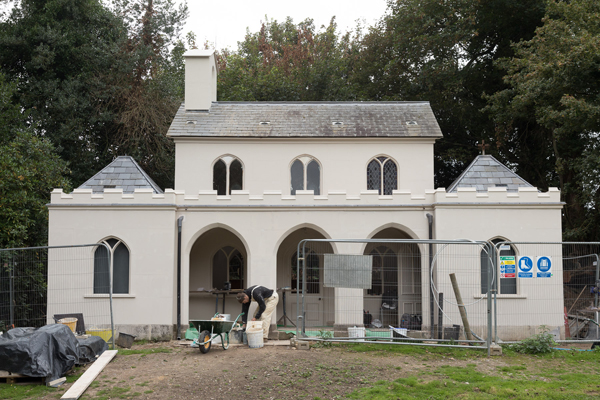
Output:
[
  {"xmin": 447, "ymin": 155, "xmax": 534, "ymax": 193},
  {"xmin": 167, "ymin": 102, "xmax": 443, "ymax": 138},
  {"xmin": 78, "ymin": 156, "xmax": 163, "ymax": 194}
]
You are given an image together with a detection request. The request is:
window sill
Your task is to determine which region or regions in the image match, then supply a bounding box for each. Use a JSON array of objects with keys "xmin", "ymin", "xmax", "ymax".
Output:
[
  {"xmin": 473, "ymin": 294, "xmax": 527, "ymax": 299},
  {"xmin": 85, "ymin": 293, "xmax": 135, "ymax": 298}
]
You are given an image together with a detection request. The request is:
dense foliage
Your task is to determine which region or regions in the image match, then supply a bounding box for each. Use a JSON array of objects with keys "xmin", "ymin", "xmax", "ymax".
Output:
[
  {"xmin": 0, "ymin": 0, "xmax": 599, "ymax": 246},
  {"xmin": 0, "ymin": 72, "xmax": 70, "ymax": 248},
  {"xmin": 488, "ymin": 0, "xmax": 600, "ymax": 240}
]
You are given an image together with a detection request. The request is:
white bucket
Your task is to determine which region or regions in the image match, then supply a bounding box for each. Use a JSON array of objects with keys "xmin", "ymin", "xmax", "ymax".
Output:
[
  {"xmin": 246, "ymin": 329, "xmax": 264, "ymax": 349},
  {"xmin": 247, "ymin": 321, "xmax": 262, "ymax": 330},
  {"xmin": 220, "ymin": 314, "xmax": 231, "ymax": 321},
  {"xmin": 348, "ymin": 326, "xmax": 366, "ymax": 341}
]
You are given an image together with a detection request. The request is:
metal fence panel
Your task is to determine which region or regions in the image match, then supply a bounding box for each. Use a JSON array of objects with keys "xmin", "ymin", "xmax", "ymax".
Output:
[
  {"xmin": 494, "ymin": 242, "xmax": 600, "ymax": 343},
  {"xmin": 294, "ymin": 239, "xmax": 491, "ymax": 350},
  {"xmin": 0, "ymin": 245, "xmax": 114, "ymax": 347}
]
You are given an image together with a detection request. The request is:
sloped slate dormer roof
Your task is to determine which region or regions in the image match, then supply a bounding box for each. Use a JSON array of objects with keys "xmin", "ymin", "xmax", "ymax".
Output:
[
  {"xmin": 78, "ymin": 156, "xmax": 163, "ymax": 194},
  {"xmin": 447, "ymin": 155, "xmax": 534, "ymax": 193},
  {"xmin": 167, "ymin": 102, "xmax": 443, "ymax": 138}
]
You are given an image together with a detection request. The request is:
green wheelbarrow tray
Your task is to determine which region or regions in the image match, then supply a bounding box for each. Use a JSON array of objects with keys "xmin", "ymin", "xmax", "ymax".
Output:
[{"xmin": 189, "ymin": 312, "xmax": 244, "ymax": 353}]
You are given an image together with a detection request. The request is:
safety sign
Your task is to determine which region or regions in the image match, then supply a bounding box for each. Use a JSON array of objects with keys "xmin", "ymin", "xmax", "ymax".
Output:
[
  {"xmin": 536, "ymin": 256, "xmax": 552, "ymax": 278},
  {"xmin": 500, "ymin": 256, "xmax": 516, "ymax": 279},
  {"xmin": 517, "ymin": 256, "xmax": 534, "ymax": 278}
]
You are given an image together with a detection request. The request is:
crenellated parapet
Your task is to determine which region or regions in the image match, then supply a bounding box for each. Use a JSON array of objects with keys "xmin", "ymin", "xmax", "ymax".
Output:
[{"xmin": 49, "ymin": 187, "xmax": 562, "ymax": 208}]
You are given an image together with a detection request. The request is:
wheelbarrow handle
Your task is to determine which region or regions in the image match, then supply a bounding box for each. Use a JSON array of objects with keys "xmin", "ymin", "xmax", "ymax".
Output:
[{"xmin": 233, "ymin": 312, "xmax": 245, "ymax": 326}]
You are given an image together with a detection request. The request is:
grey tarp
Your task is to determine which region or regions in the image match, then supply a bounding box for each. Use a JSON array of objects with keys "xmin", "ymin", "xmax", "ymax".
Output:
[{"xmin": 0, "ymin": 324, "xmax": 107, "ymax": 381}]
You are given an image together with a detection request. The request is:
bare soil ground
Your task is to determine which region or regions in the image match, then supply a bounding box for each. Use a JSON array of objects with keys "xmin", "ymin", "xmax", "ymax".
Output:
[{"xmin": 35, "ymin": 339, "xmax": 513, "ymax": 400}]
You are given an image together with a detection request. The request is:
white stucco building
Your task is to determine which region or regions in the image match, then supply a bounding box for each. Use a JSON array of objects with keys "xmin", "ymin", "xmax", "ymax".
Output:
[{"xmin": 47, "ymin": 50, "xmax": 564, "ymax": 340}]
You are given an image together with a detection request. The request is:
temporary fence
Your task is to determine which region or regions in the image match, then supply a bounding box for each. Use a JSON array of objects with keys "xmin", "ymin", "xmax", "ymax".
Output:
[
  {"xmin": 292, "ymin": 239, "xmax": 493, "ymax": 352},
  {"xmin": 0, "ymin": 244, "xmax": 114, "ymax": 348},
  {"xmin": 494, "ymin": 241, "xmax": 600, "ymax": 344}
]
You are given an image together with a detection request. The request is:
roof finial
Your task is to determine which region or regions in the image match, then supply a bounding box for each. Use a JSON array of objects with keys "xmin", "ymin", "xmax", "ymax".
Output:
[{"xmin": 477, "ymin": 140, "xmax": 490, "ymax": 155}]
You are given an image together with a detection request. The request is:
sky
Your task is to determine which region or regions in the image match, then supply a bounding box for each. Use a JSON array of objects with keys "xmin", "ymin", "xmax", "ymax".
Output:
[{"xmin": 181, "ymin": 0, "xmax": 389, "ymax": 50}]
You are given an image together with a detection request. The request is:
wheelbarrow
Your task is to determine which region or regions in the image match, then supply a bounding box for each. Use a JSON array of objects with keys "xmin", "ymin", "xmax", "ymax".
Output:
[{"xmin": 189, "ymin": 312, "xmax": 244, "ymax": 354}]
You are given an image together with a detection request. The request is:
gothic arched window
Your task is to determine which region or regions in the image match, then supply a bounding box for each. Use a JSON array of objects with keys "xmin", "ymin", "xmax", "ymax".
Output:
[
  {"xmin": 367, "ymin": 156, "xmax": 397, "ymax": 195},
  {"xmin": 290, "ymin": 157, "xmax": 321, "ymax": 195},
  {"xmin": 481, "ymin": 239, "xmax": 517, "ymax": 295},
  {"xmin": 213, "ymin": 156, "xmax": 244, "ymax": 195},
  {"xmin": 291, "ymin": 249, "xmax": 320, "ymax": 294},
  {"xmin": 213, "ymin": 246, "xmax": 244, "ymax": 290},
  {"xmin": 94, "ymin": 238, "xmax": 130, "ymax": 294}
]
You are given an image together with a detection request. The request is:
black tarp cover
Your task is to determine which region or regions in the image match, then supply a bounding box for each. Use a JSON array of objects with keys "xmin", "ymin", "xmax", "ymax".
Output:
[{"xmin": 0, "ymin": 324, "xmax": 108, "ymax": 381}]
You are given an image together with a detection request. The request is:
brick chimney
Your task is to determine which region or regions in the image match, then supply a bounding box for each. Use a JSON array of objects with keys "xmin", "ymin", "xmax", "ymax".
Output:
[{"xmin": 184, "ymin": 49, "xmax": 217, "ymax": 111}]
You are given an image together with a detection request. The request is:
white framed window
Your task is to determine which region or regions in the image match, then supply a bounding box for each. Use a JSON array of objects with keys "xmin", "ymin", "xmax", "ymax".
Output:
[
  {"xmin": 367, "ymin": 156, "xmax": 398, "ymax": 195},
  {"xmin": 94, "ymin": 238, "xmax": 130, "ymax": 294},
  {"xmin": 213, "ymin": 156, "xmax": 243, "ymax": 195},
  {"xmin": 290, "ymin": 156, "xmax": 321, "ymax": 195},
  {"xmin": 212, "ymin": 246, "xmax": 244, "ymax": 290}
]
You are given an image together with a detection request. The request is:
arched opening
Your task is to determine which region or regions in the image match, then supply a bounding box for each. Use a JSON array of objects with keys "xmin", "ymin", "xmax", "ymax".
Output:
[
  {"xmin": 363, "ymin": 228, "xmax": 421, "ymax": 327},
  {"xmin": 189, "ymin": 228, "xmax": 248, "ymax": 320},
  {"xmin": 276, "ymin": 227, "xmax": 334, "ymax": 327}
]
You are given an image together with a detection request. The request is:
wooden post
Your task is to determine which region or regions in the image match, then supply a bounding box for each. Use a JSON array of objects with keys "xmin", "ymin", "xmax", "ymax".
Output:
[{"xmin": 449, "ymin": 273, "xmax": 474, "ymax": 341}]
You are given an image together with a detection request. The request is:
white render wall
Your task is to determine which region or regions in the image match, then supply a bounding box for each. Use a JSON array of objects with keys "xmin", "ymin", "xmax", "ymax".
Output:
[
  {"xmin": 48, "ymin": 190, "xmax": 178, "ymax": 339},
  {"xmin": 48, "ymin": 186, "xmax": 562, "ymax": 340},
  {"xmin": 174, "ymin": 138, "xmax": 436, "ymax": 196}
]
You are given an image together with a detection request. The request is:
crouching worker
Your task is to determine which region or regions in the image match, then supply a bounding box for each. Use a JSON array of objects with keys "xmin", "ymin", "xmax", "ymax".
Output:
[{"xmin": 236, "ymin": 285, "xmax": 279, "ymax": 340}]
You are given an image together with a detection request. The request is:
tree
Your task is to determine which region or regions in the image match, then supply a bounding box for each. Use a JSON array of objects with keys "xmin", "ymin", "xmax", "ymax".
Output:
[
  {"xmin": 217, "ymin": 17, "xmax": 356, "ymax": 102},
  {"xmin": 487, "ymin": 0, "xmax": 600, "ymax": 240},
  {"xmin": 107, "ymin": 0, "xmax": 189, "ymax": 189},
  {"xmin": 0, "ymin": 71, "xmax": 70, "ymax": 248},
  {"xmin": 351, "ymin": 0, "xmax": 547, "ymax": 187},
  {"xmin": 0, "ymin": 0, "xmax": 127, "ymax": 186}
]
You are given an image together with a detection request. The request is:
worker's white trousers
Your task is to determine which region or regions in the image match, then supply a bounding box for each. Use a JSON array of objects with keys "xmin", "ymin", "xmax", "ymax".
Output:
[{"xmin": 254, "ymin": 292, "xmax": 279, "ymax": 339}]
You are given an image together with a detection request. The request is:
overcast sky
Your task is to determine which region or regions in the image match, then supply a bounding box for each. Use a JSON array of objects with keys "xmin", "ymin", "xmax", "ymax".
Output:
[{"xmin": 182, "ymin": 0, "xmax": 389, "ymax": 50}]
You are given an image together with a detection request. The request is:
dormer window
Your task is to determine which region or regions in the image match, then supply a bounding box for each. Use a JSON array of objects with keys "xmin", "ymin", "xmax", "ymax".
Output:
[
  {"xmin": 291, "ymin": 156, "xmax": 321, "ymax": 195},
  {"xmin": 213, "ymin": 156, "xmax": 243, "ymax": 195},
  {"xmin": 367, "ymin": 156, "xmax": 398, "ymax": 195}
]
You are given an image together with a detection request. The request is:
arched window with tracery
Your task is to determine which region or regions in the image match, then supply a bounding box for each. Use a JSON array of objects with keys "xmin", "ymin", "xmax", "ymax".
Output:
[
  {"xmin": 367, "ymin": 156, "xmax": 397, "ymax": 195},
  {"xmin": 291, "ymin": 249, "xmax": 320, "ymax": 294},
  {"xmin": 481, "ymin": 239, "xmax": 517, "ymax": 295},
  {"xmin": 94, "ymin": 238, "xmax": 130, "ymax": 294},
  {"xmin": 213, "ymin": 156, "xmax": 243, "ymax": 195},
  {"xmin": 213, "ymin": 246, "xmax": 244, "ymax": 290},
  {"xmin": 290, "ymin": 156, "xmax": 321, "ymax": 195},
  {"xmin": 367, "ymin": 246, "xmax": 398, "ymax": 296}
]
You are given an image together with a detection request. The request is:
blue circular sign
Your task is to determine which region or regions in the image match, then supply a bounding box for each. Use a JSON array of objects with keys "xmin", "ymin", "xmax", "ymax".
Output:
[
  {"xmin": 537, "ymin": 257, "xmax": 552, "ymax": 272},
  {"xmin": 519, "ymin": 257, "xmax": 533, "ymax": 272}
]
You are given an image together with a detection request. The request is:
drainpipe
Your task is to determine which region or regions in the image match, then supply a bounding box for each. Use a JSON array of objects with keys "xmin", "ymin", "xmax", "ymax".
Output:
[
  {"xmin": 177, "ymin": 216, "xmax": 184, "ymax": 340},
  {"xmin": 426, "ymin": 213, "xmax": 434, "ymax": 339}
]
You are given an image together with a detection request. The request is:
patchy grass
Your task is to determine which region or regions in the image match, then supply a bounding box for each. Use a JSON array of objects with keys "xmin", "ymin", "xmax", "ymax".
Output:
[
  {"xmin": 116, "ymin": 347, "xmax": 171, "ymax": 356},
  {"xmin": 2, "ymin": 343, "xmax": 600, "ymax": 400}
]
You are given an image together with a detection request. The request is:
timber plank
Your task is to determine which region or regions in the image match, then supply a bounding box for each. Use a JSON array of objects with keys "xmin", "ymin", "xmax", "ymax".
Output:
[{"xmin": 61, "ymin": 350, "xmax": 117, "ymax": 400}]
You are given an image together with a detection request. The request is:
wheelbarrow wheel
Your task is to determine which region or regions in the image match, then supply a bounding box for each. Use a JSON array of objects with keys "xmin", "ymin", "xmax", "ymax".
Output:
[{"xmin": 198, "ymin": 330, "xmax": 211, "ymax": 354}]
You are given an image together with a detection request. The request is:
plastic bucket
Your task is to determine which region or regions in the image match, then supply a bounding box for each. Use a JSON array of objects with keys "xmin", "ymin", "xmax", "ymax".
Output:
[
  {"xmin": 348, "ymin": 326, "xmax": 365, "ymax": 341},
  {"xmin": 220, "ymin": 314, "xmax": 231, "ymax": 321},
  {"xmin": 247, "ymin": 329, "xmax": 264, "ymax": 349},
  {"xmin": 58, "ymin": 317, "xmax": 77, "ymax": 333},
  {"xmin": 247, "ymin": 321, "xmax": 262, "ymax": 330}
]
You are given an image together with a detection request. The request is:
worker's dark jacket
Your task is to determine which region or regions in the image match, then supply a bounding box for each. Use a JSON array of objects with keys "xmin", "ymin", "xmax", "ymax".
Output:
[{"xmin": 241, "ymin": 285, "xmax": 274, "ymax": 324}]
